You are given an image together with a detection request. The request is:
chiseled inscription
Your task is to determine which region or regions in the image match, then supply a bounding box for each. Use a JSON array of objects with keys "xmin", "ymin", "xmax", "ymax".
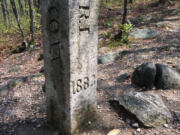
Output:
[
  {"xmin": 48, "ymin": 6, "xmax": 60, "ymax": 60},
  {"xmin": 71, "ymin": 74, "xmax": 96, "ymax": 94},
  {"xmin": 48, "ymin": 7, "xmax": 59, "ymax": 33},
  {"xmin": 49, "ymin": 20, "xmax": 59, "ymax": 33},
  {"xmin": 79, "ymin": 6, "xmax": 90, "ymax": 32},
  {"xmin": 50, "ymin": 40, "xmax": 60, "ymax": 60}
]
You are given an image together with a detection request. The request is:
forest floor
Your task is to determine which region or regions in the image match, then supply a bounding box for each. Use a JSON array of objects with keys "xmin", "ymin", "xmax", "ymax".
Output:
[{"xmin": 0, "ymin": 1, "xmax": 180, "ymax": 135}]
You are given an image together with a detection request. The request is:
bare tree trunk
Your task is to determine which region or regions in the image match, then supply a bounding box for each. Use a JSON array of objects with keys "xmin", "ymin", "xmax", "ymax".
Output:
[
  {"xmin": 114, "ymin": 0, "xmax": 128, "ymax": 40},
  {"xmin": 37, "ymin": 0, "xmax": 40, "ymax": 9},
  {"xmin": 10, "ymin": 0, "xmax": 25, "ymax": 42},
  {"xmin": 33, "ymin": 0, "xmax": 38, "ymax": 8},
  {"xmin": 18, "ymin": 0, "xmax": 24, "ymax": 15},
  {"xmin": 24, "ymin": 0, "xmax": 28, "ymax": 7},
  {"xmin": 0, "ymin": 0, "xmax": 7, "ymax": 25},
  {"xmin": 33, "ymin": 0, "xmax": 40, "ymax": 12},
  {"xmin": 3, "ymin": 0, "xmax": 10, "ymax": 24},
  {"xmin": 24, "ymin": 0, "xmax": 29, "ymax": 14},
  {"xmin": 28, "ymin": 0, "xmax": 34, "ymax": 44},
  {"xmin": 122, "ymin": 0, "xmax": 128, "ymax": 25}
]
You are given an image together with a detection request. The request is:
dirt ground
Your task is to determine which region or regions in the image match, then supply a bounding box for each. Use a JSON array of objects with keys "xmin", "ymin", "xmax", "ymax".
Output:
[{"xmin": 0, "ymin": 1, "xmax": 180, "ymax": 135}]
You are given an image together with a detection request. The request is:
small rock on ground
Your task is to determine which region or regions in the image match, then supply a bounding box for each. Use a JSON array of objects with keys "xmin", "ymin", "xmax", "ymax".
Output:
[
  {"xmin": 116, "ymin": 73, "xmax": 130, "ymax": 82},
  {"xmin": 98, "ymin": 52, "xmax": 119, "ymax": 64},
  {"xmin": 130, "ymin": 29, "xmax": 159, "ymax": 39}
]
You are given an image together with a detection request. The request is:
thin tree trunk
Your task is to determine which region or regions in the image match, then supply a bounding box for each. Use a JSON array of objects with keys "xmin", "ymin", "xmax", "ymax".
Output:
[
  {"xmin": 33, "ymin": 0, "xmax": 38, "ymax": 8},
  {"xmin": 37, "ymin": 0, "xmax": 40, "ymax": 9},
  {"xmin": 18, "ymin": 0, "xmax": 24, "ymax": 15},
  {"xmin": 24, "ymin": 0, "xmax": 28, "ymax": 7},
  {"xmin": 24, "ymin": 0, "xmax": 29, "ymax": 14},
  {"xmin": 33, "ymin": 0, "xmax": 40, "ymax": 12},
  {"xmin": 10, "ymin": 0, "xmax": 25, "ymax": 42},
  {"xmin": 3, "ymin": 0, "xmax": 10, "ymax": 24},
  {"xmin": 0, "ymin": 0, "xmax": 7, "ymax": 25},
  {"xmin": 114, "ymin": 0, "xmax": 128, "ymax": 40},
  {"xmin": 28, "ymin": 0, "xmax": 34, "ymax": 43},
  {"xmin": 122, "ymin": 0, "xmax": 128, "ymax": 25}
]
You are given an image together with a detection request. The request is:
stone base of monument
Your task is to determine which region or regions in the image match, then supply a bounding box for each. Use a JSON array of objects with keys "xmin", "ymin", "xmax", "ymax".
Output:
[{"xmin": 46, "ymin": 103, "xmax": 100, "ymax": 134}]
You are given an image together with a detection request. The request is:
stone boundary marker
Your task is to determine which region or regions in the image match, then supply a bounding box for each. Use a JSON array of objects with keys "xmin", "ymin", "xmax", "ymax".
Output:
[{"xmin": 42, "ymin": 0, "xmax": 98, "ymax": 134}]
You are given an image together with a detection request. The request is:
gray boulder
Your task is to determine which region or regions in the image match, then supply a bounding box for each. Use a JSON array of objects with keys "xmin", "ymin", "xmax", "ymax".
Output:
[
  {"xmin": 98, "ymin": 52, "xmax": 119, "ymax": 64},
  {"xmin": 129, "ymin": 15, "xmax": 153, "ymax": 25},
  {"xmin": 130, "ymin": 29, "xmax": 159, "ymax": 39},
  {"xmin": 112, "ymin": 92, "xmax": 172, "ymax": 127},
  {"xmin": 132, "ymin": 62, "xmax": 156, "ymax": 88},
  {"xmin": 155, "ymin": 64, "xmax": 180, "ymax": 89}
]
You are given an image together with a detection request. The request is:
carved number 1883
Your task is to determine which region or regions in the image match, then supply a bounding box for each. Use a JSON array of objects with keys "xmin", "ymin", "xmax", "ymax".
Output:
[{"xmin": 71, "ymin": 74, "xmax": 96, "ymax": 94}]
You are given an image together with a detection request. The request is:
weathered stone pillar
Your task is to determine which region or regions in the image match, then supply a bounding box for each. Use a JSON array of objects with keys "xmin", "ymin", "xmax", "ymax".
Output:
[{"xmin": 42, "ymin": 0, "xmax": 98, "ymax": 134}]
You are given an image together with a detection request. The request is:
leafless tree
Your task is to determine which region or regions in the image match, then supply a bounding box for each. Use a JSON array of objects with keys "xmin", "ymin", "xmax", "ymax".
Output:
[
  {"xmin": 114, "ymin": 0, "xmax": 128, "ymax": 40},
  {"xmin": 18, "ymin": 0, "xmax": 24, "ymax": 15},
  {"xmin": 28, "ymin": 0, "xmax": 34, "ymax": 43},
  {"xmin": 3, "ymin": 0, "xmax": 10, "ymax": 23},
  {"xmin": 10, "ymin": 0, "xmax": 25, "ymax": 42},
  {"xmin": 0, "ymin": 0, "xmax": 8, "ymax": 25}
]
